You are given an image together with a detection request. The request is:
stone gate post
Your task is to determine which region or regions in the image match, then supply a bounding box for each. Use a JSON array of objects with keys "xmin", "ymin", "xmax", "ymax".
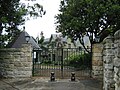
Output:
[
  {"xmin": 103, "ymin": 35, "xmax": 115, "ymax": 90},
  {"xmin": 0, "ymin": 43, "xmax": 32, "ymax": 78},
  {"xmin": 114, "ymin": 30, "xmax": 120, "ymax": 90}
]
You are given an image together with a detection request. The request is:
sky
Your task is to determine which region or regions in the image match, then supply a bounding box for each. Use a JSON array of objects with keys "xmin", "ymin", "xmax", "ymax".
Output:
[{"xmin": 21, "ymin": 0, "xmax": 61, "ymax": 38}]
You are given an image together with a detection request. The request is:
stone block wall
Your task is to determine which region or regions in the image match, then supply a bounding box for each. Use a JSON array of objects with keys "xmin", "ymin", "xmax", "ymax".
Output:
[
  {"xmin": 103, "ymin": 30, "xmax": 120, "ymax": 90},
  {"xmin": 92, "ymin": 43, "xmax": 103, "ymax": 78},
  {"xmin": 103, "ymin": 35, "xmax": 115, "ymax": 90},
  {"xmin": 114, "ymin": 30, "xmax": 120, "ymax": 90},
  {"xmin": 0, "ymin": 44, "xmax": 32, "ymax": 78},
  {"xmin": 92, "ymin": 30, "xmax": 120, "ymax": 90}
]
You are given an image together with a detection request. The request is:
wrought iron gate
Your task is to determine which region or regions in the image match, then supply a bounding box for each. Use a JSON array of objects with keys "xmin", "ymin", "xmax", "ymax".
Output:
[{"xmin": 32, "ymin": 48, "xmax": 91, "ymax": 79}]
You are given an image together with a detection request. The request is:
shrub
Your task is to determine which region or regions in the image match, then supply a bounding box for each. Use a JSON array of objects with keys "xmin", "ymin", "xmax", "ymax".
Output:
[
  {"xmin": 64, "ymin": 53, "xmax": 91, "ymax": 69},
  {"xmin": 43, "ymin": 60, "xmax": 52, "ymax": 64}
]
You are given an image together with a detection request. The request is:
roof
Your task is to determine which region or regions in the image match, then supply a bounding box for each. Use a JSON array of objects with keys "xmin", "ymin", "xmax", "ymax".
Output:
[
  {"xmin": 11, "ymin": 31, "xmax": 41, "ymax": 49},
  {"xmin": 50, "ymin": 34, "xmax": 67, "ymax": 42}
]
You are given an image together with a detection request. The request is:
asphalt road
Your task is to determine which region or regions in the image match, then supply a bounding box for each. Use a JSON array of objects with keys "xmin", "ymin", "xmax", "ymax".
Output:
[{"xmin": 0, "ymin": 78, "xmax": 102, "ymax": 90}]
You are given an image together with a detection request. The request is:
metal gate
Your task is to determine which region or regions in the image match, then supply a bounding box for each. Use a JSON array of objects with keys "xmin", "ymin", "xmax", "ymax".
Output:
[{"xmin": 32, "ymin": 48, "xmax": 91, "ymax": 79}]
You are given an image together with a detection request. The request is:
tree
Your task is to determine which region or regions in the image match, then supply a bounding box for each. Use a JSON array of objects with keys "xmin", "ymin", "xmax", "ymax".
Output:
[
  {"xmin": 0, "ymin": 0, "xmax": 45, "ymax": 48},
  {"xmin": 55, "ymin": 0, "xmax": 120, "ymax": 53},
  {"xmin": 37, "ymin": 31, "xmax": 48, "ymax": 50},
  {"xmin": 38, "ymin": 31, "xmax": 44, "ymax": 44}
]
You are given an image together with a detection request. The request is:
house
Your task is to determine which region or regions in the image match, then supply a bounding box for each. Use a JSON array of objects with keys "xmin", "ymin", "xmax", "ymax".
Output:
[
  {"xmin": 38, "ymin": 34, "xmax": 90, "ymax": 63},
  {"xmin": 44, "ymin": 34, "xmax": 76, "ymax": 48},
  {"xmin": 10, "ymin": 31, "xmax": 41, "ymax": 49},
  {"xmin": 32, "ymin": 33, "xmax": 91, "ymax": 64},
  {"xmin": 8, "ymin": 30, "xmax": 41, "ymax": 63},
  {"xmin": 44, "ymin": 34, "xmax": 90, "ymax": 49}
]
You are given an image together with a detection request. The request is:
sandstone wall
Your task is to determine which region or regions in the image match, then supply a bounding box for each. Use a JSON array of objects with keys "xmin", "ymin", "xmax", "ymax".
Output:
[
  {"xmin": 103, "ymin": 35, "xmax": 115, "ymax": 90},
  {"xmin": 103, "ymin": 30, "xmax": 120, "ymax": 90},
  {"xmin": 114, "ymin": 30, "xmax": 120, "ymax": 90},
  {"xmin": 0, "ymin": 44, "xmax": 32, "ymax": 78},
  {"xmin": 92, "ymin": 43, "xmax": 103, "ymax": 79},
  {"xmin": 92, "ymin": 30, "xmax": 120, "ymax": 90}
]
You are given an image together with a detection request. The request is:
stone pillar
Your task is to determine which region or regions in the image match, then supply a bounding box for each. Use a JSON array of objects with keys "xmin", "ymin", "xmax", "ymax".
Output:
[
  {"xmin": 0, "ymin": 43, "xmax": 32, "ymax": 78},
  {"xmin": 114, "ymin": 30, "xmax": 120, "ymax": 90},
  {"xmin": 15, "ymin": 43, "xmax": 32, "ymax": 78},
  {"xmin": 103, "ymin": 35, "xmax": 115, "ymax": 90},
  {"xmin": 92, "ymin": 43, "xmax": 103, "ymax": 79},
  {"xmin": 0, "ymin": 48, "xmax": 18, "ymax": 78}
]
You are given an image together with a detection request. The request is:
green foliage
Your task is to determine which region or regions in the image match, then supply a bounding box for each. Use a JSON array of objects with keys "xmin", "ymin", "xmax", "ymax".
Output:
[
  {"xmin": 0, "ymin": 0, "xmax": 45, "ymax": 48},
  {"xmin": 43, "ymin": 60, "xmax": 52, "ymax": 64},
  {"xmin": 55, "ymin": 0, "xmax": 120, "ymax": 51},
  {"xmin": 65, "ymin": 53, "xmax": 91, "ymax": 69},
  {"xmin": 38, "ymin": 36, "xmax": 44, "ymax": 44}
]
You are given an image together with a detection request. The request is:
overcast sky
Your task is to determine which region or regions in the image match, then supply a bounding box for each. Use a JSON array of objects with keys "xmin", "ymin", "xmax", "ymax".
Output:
[{"xmin": 21, "ymin": 0, "xmax": 61, "ymax": 38}]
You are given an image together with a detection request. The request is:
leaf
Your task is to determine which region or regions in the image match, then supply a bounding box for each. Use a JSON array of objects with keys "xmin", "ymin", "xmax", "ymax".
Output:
[{"xmin": 1, "ymin": 17, "xmax": 8, "ymax": 23}]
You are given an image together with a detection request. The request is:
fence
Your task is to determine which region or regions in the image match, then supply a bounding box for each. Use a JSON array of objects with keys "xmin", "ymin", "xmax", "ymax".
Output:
[{"xmin": 32, "ymin": 47, "xmax": 91, "ymax": 79}]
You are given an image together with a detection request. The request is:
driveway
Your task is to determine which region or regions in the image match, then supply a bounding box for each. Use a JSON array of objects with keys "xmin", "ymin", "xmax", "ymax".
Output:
[{"xmin": 0, "ymin": 78, "xmax": 102, "ymax": 90}]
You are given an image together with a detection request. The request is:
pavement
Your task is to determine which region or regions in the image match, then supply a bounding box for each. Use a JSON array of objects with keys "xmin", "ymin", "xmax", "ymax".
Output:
[{"xmin": 0, "ymin": 77, "xmax": 103, "ymax": 90}]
